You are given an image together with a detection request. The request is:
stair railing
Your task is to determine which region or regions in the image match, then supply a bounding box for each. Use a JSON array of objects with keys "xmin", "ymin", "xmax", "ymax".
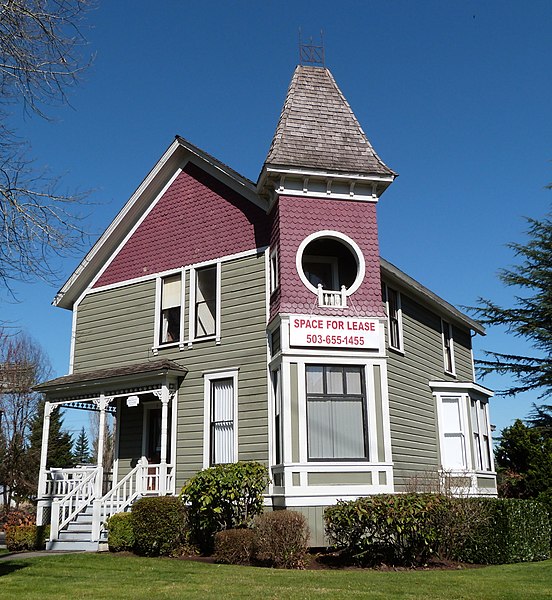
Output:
[{"xmin": 50, "ymin": 467, "xmax": 100, "ymax": 541}]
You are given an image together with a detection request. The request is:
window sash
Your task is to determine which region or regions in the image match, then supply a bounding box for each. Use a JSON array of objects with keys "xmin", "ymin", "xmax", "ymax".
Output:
[
  {"xmin": 306, "ymin": 365, "xmax": 368, "ymax": 461},
  {"xmin": 159, "ymin": 274, "xmax": 182, "ymax": 344},
  {"xmin": 195, "ymin": 266, "xmax": 217, "ymax": 338},
  {"xmin": 210, "ymin": 378, "xmax": 234, "ymax": 465},
  {"xmin": 442, "ymin": 320, "xmax": 454, "ymax": 373},
  {"xmin": 386, "ymin": 286, "xmax": 402, "ymax": 350}
]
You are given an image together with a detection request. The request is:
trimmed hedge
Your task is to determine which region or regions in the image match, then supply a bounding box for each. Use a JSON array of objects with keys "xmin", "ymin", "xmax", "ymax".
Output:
[
  {"xmin": 181, "ymin": 461, "xmax": 269, "ymax": 553},
  {"xmin": 5, "ymin": 525, "xmax": 49, "ymax": 551},
  {"xmin": 449, "ymin": 498, "xmax": 550, "ymax": 564},
  {"xmin": 253, "ymin": 510, "xmax": 310, "ymax": 569},
  {"xmin": 324, "ymin": 494, "xmax": 448, "ymax": 566},
  {"xmin": 105, "ymin": 512, "xmax": 135, "ymax": 553},
  {"xmin": 131, "ymin": 496, "xmax": 187, "ymax": 556}
]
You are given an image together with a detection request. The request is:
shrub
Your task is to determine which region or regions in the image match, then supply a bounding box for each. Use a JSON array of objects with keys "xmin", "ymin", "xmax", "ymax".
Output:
[
  {"xmin": 2, "ymin": 507, "xmax": 36, "ymax": 529},
  {"xmin": 253, "ymin": 510, "xmax": 310, "ymax": 569},
  {"xmin": 213, "ymin": 528, "xmax": 255, "ymax": 565},
  {"xmin": 324, "ymin": 493, "xmax": 448, "ymax": 566},
  {"xmin": 448, "ymin": 498, "xmax": 550, "ymax": 564},
  {"xmin": 105, "ymin": 512, "xmax": 135, "ymax": 553},
  {"xmin": 131, "ymin": 496, "xmax": 187, "ymax": 557},
  {"xmin": 180, "ymin": 461, "xmax": 269, "ymax": 553},
  {"xmin": 5, "ymin": 525, "xmax": 49, "ymax": 551}
]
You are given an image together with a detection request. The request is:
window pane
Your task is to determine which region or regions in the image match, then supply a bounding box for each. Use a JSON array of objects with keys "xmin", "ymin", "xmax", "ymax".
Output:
[
  {"xmin": 211, "ymin": 378, "xmax": 234, "ymax": 465},
  {"xmin": 196, "ymin": 266, "xmax": 217, "ymax": 337},
  {"xmin": 161, "ymin": 307, "xmax": 181, "ymax": 343},
  {"xmin": 441, "ymin": 397, "xmax": 462, "ymax": 433},
  {"xmin": 345, "ymin": 367, "xmax": 362, "ymax": 395},
  {"xmin": 306, "ymin": 366, "xmax": 324, "ymax": 394},
  {"xmin": 161, "ymin": 275, "xmax": 181, "ymax": 309},
  {"xmin": 304, "ymin": 260, "xmax": 334, "ymax": 289},
  {"xmin": 443, "ymin": 433, "xmax": 465, "ymax": 469},
  {"xmin": 471, "ymin": 400, "xmax": 479, "ymax": 433},
  {"xmin": 326, "ymin": 367, "xmax": 343, "ymax": 394},
  {"xmin": 307, "ymin": 398, "xmax": 332, "ymax": 459},
  {"xmin": 332, "ymin": 399, "xmax": 366, "ymax": 458}
]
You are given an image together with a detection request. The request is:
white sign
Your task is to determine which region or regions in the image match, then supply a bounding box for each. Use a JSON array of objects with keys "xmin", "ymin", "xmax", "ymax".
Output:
[{"xmin": 289, "ymin": 316, "xmax": 381, "ymax": 349}]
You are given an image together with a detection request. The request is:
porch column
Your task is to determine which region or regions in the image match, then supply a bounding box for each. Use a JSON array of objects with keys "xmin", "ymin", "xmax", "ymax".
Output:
[
  {"xmin": 159, "ymin": 383, "xmax": 170, "ymax": 495},
  {"xmin": 94, "ymin": 394, "xmax": 112, "ymax": 498},
  {"xmin": 37, "ymin": 401, "xmax": 54, "ymax": 499}
]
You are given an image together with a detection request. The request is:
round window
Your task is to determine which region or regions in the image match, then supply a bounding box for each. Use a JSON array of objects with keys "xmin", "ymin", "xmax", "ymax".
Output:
[{"xmin": 296, "ymin": 230, "xmax": 365, "ymax": 297}]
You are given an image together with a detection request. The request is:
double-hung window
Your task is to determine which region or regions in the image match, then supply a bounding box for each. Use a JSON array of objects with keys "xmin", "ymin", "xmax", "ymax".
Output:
[
  {"xmin": 471, "ymin": 399, "xmax": 492, "ymax": 471},
  {"xmin": 204, "ymin": 370, "xmax": 238, "ymax": 467},
  {"xmin": 269, "ymin": 249, "xmax": 279, "ymax": 294},
  {"xmin": 159, "ymin": 274, "xmax": 182, "ymax": 345},
  {"xmin": 194, "ymin": 265, "xmax": 218, "ymax": 339},
  {"xmin": 383, "ymin": 284, "xmax": 403, "ymax": 351},
  {"xmin": 438, "ymin": 395, "xmax": 467, "ymax": 470},
  {"xmin": 306, "ymin": 365, "xmax": 368, "ymax": 461},
  {"xmin": 442, "ymin": 320, "xmax": 455, "ymax": 375}
]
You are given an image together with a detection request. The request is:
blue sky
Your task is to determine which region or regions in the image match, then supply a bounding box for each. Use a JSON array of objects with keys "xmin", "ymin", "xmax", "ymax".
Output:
[{"xmin": 3, "ymin": 0, "xmax": 551, "ymax": 438}]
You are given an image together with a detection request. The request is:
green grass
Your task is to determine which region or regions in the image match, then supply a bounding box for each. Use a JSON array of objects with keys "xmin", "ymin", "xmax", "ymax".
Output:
[{"xmin": 0, "ymin": 553, "xmax": 550, "ymax": 599}]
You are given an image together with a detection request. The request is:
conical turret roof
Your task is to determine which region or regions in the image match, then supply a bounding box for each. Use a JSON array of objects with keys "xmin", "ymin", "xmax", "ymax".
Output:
[{"xmin": 264, "ymin": 65, "xmax": 396, "ymax": 177}]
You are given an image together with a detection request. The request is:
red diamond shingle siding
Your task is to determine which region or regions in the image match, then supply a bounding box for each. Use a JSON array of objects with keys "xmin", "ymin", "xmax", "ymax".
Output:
[
  {"xmin": 270, "ymin": 195, "xmax": 385, "ymax": 320},
  {"xmin": 94, "ymin": 163, "xmax": 270, "ymax": 288}
]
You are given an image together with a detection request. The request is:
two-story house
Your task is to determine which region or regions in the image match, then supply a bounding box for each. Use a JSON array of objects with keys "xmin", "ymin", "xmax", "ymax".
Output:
[{"xmin": 35, "ymin": 64, "xmax": 496, "ymax": 550}]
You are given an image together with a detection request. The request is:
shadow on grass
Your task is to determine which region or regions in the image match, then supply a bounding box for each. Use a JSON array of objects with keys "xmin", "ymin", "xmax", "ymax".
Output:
[{"xmin": 0, "ymin": 560, "xmax": 29, "ymax": 577}]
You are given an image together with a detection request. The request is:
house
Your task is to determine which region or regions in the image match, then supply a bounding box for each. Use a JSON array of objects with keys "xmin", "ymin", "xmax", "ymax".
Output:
[{"xmin": 35, "ymin": 63, "xmax": 496, "ymax": 550}]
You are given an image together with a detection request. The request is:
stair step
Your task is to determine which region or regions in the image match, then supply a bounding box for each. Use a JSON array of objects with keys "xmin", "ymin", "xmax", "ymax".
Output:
[{"xmin": 47, "ymin": 539, "xmax": 99, "ymax": 552}]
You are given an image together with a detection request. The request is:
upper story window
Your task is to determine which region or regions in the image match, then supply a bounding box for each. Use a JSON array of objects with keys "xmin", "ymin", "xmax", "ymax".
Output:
[
  {"xmin": 296, "ymin": 230, "xmax": 365, "ymax": 308},
  {"xmin": 159, "ymin": 274, "xmax": 182, "ymax": 345},
  {"xmin": 194, "ymin": 265, "xmax": 218, "ymax": 339},
  {"xmin": 269, "ymin": 249, "xmax": 279, "ymax": 294},
  {"xmin": 382, "ymin": 283, "xmax": 403, "ymax": 351},
  {"xmin": 306, "ymin": 364, "xmax": 368, "ymax": 461},
  {"xmin": 442, "ymin": 319, "xmax": 455, "ymax": 375}
]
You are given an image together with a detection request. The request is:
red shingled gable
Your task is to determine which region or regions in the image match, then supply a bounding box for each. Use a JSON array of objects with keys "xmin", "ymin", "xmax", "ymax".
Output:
[
  {"xmin": 271, "ymin": 195, "xmax": 385, "ymax": 319},
  {"xmin": 94, "ymin": 163, "xmax": 270, "ymax": 288}
]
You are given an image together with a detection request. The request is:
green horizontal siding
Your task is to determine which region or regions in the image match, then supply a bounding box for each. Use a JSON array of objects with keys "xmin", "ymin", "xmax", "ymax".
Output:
[
  {"xmin": 384, "ymin": 285, "xmax": 475, "ymax": 491},
  {"xmin": 73, "ymin": 253, "xmax": 269, "ymax": 490}
]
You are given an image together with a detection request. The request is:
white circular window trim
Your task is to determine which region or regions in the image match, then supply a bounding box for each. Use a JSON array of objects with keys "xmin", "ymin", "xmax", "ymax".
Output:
[{"xmin": 295, "ymin": 230, "xmax": 366, "ymax": 296}]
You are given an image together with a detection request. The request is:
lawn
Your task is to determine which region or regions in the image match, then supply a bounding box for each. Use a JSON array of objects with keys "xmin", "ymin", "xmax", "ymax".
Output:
[{"xmin": 0, "ymin": 553, "xmax": 550, "ymax": 600}]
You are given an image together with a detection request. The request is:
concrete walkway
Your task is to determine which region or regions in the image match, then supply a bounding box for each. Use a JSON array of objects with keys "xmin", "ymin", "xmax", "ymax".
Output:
[{"xmin": 0, "ymin": 550, "xmax": 83, "ymax": 560}]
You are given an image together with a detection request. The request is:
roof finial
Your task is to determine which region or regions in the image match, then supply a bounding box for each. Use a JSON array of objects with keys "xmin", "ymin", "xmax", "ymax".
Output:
[{"xmin": 298, "ymin": 29, "xmax": 325, "ymax": 67}]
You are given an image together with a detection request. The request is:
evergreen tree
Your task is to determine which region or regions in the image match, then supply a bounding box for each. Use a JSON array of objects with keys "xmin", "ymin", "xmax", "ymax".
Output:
[
  {"xmin": 472, "ymin": 207, "xmax": 552, "ymax": 398},
  {"xmin": 73, "ymin": 427, "xmax": 91, "ymax": 464},
  {"xmin": 27, "ymin": 401, "xmax": 75, "ymax": 491}
]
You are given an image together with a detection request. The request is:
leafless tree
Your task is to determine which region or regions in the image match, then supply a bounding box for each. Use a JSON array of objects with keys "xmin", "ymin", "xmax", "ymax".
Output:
[
  {"xmin": 0, "ymin": 0, "xmax": 94, "ymax": 295},
  {"xmin": 0, "ymin": 329, "xmax": 51, "ymax": 507}
]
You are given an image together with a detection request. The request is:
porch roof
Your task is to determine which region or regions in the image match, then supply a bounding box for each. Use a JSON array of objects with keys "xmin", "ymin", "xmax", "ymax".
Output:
[{"xmin": 34, "ymin": 359, "xmax": 188, "ymax": 394}]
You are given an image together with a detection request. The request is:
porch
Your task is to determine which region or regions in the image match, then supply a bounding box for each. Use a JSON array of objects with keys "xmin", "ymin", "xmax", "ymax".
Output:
[{"xmin": 34, "ymin": 359, "xmax": 187, "ymax": 551}]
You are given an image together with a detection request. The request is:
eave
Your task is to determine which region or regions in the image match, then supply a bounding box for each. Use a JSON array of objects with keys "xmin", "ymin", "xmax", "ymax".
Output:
[
  {"xmin": 380, "ymin": 257, "xmax": 485, "ymax": 336},
  {"xmin": 54, "ymin": 137, "xmax": 264, "ymax": 310}
]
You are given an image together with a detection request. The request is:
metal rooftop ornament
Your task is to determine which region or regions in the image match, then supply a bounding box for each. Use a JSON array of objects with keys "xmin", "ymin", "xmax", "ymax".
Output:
[{"xmin": 299, "ymin": 29, "xmax": 325, "ymax": 67}]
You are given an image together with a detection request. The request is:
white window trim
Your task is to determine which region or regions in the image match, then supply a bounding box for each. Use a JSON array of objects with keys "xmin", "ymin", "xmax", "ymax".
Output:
[
  {"xmin": 441, "ymin": 319, "xmax": 456, "ymax": 376},
  {"xmin": 189, "ymin": 261, "xmax": 222, "ymax": 346},
  {"xmin": 295, "ymin": 230, "xmax": 365, "ymax": 296},
  {"xmin": 435, "ymin": 393, "xmax": 469, "ymax": 471},
  {"xmin": 269, "ymin": 248, "xmax": 279, "ymax": 294},
  {"xmin": 202, "ymin": 368, "xmax": 239, "ymax": 469},
  {"xmin": 383, "ymin": 283, "xmax": 404, "ymax": 353},
  {"xmin": 470, "ymin": 398, "xmax": 494, "ymax": 472},
  {"xmin": 153, "ymin": 269, "xmax": 186, "ymax": 350}
]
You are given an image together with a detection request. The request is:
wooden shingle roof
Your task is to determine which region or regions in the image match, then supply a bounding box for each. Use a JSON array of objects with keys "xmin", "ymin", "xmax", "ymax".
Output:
[{"xmin": 265, "ymin": 65, "xmax": 396, "ymax": 176}]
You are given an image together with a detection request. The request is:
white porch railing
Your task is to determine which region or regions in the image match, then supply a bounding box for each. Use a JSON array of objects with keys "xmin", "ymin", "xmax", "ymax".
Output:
[
  {"xmin": 50, "ymin": 467, "xmax": 99, "ymax": 540},
  {"xmin": 317, "ymin": 284, "xmax": 347, "ymax": 308},
  {"xmin": 44, "ymin": 466, "xmax": 98, "ymax": 498},
  {"xmin": 92, "ymin": 461, "xmax": 174, "ymax": 541}
]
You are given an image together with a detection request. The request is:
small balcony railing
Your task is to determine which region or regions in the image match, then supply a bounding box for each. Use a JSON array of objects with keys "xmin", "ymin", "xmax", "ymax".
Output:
[{"xmin": 317, "ymin": 284, "xmax": 347, "ymax": 308}]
